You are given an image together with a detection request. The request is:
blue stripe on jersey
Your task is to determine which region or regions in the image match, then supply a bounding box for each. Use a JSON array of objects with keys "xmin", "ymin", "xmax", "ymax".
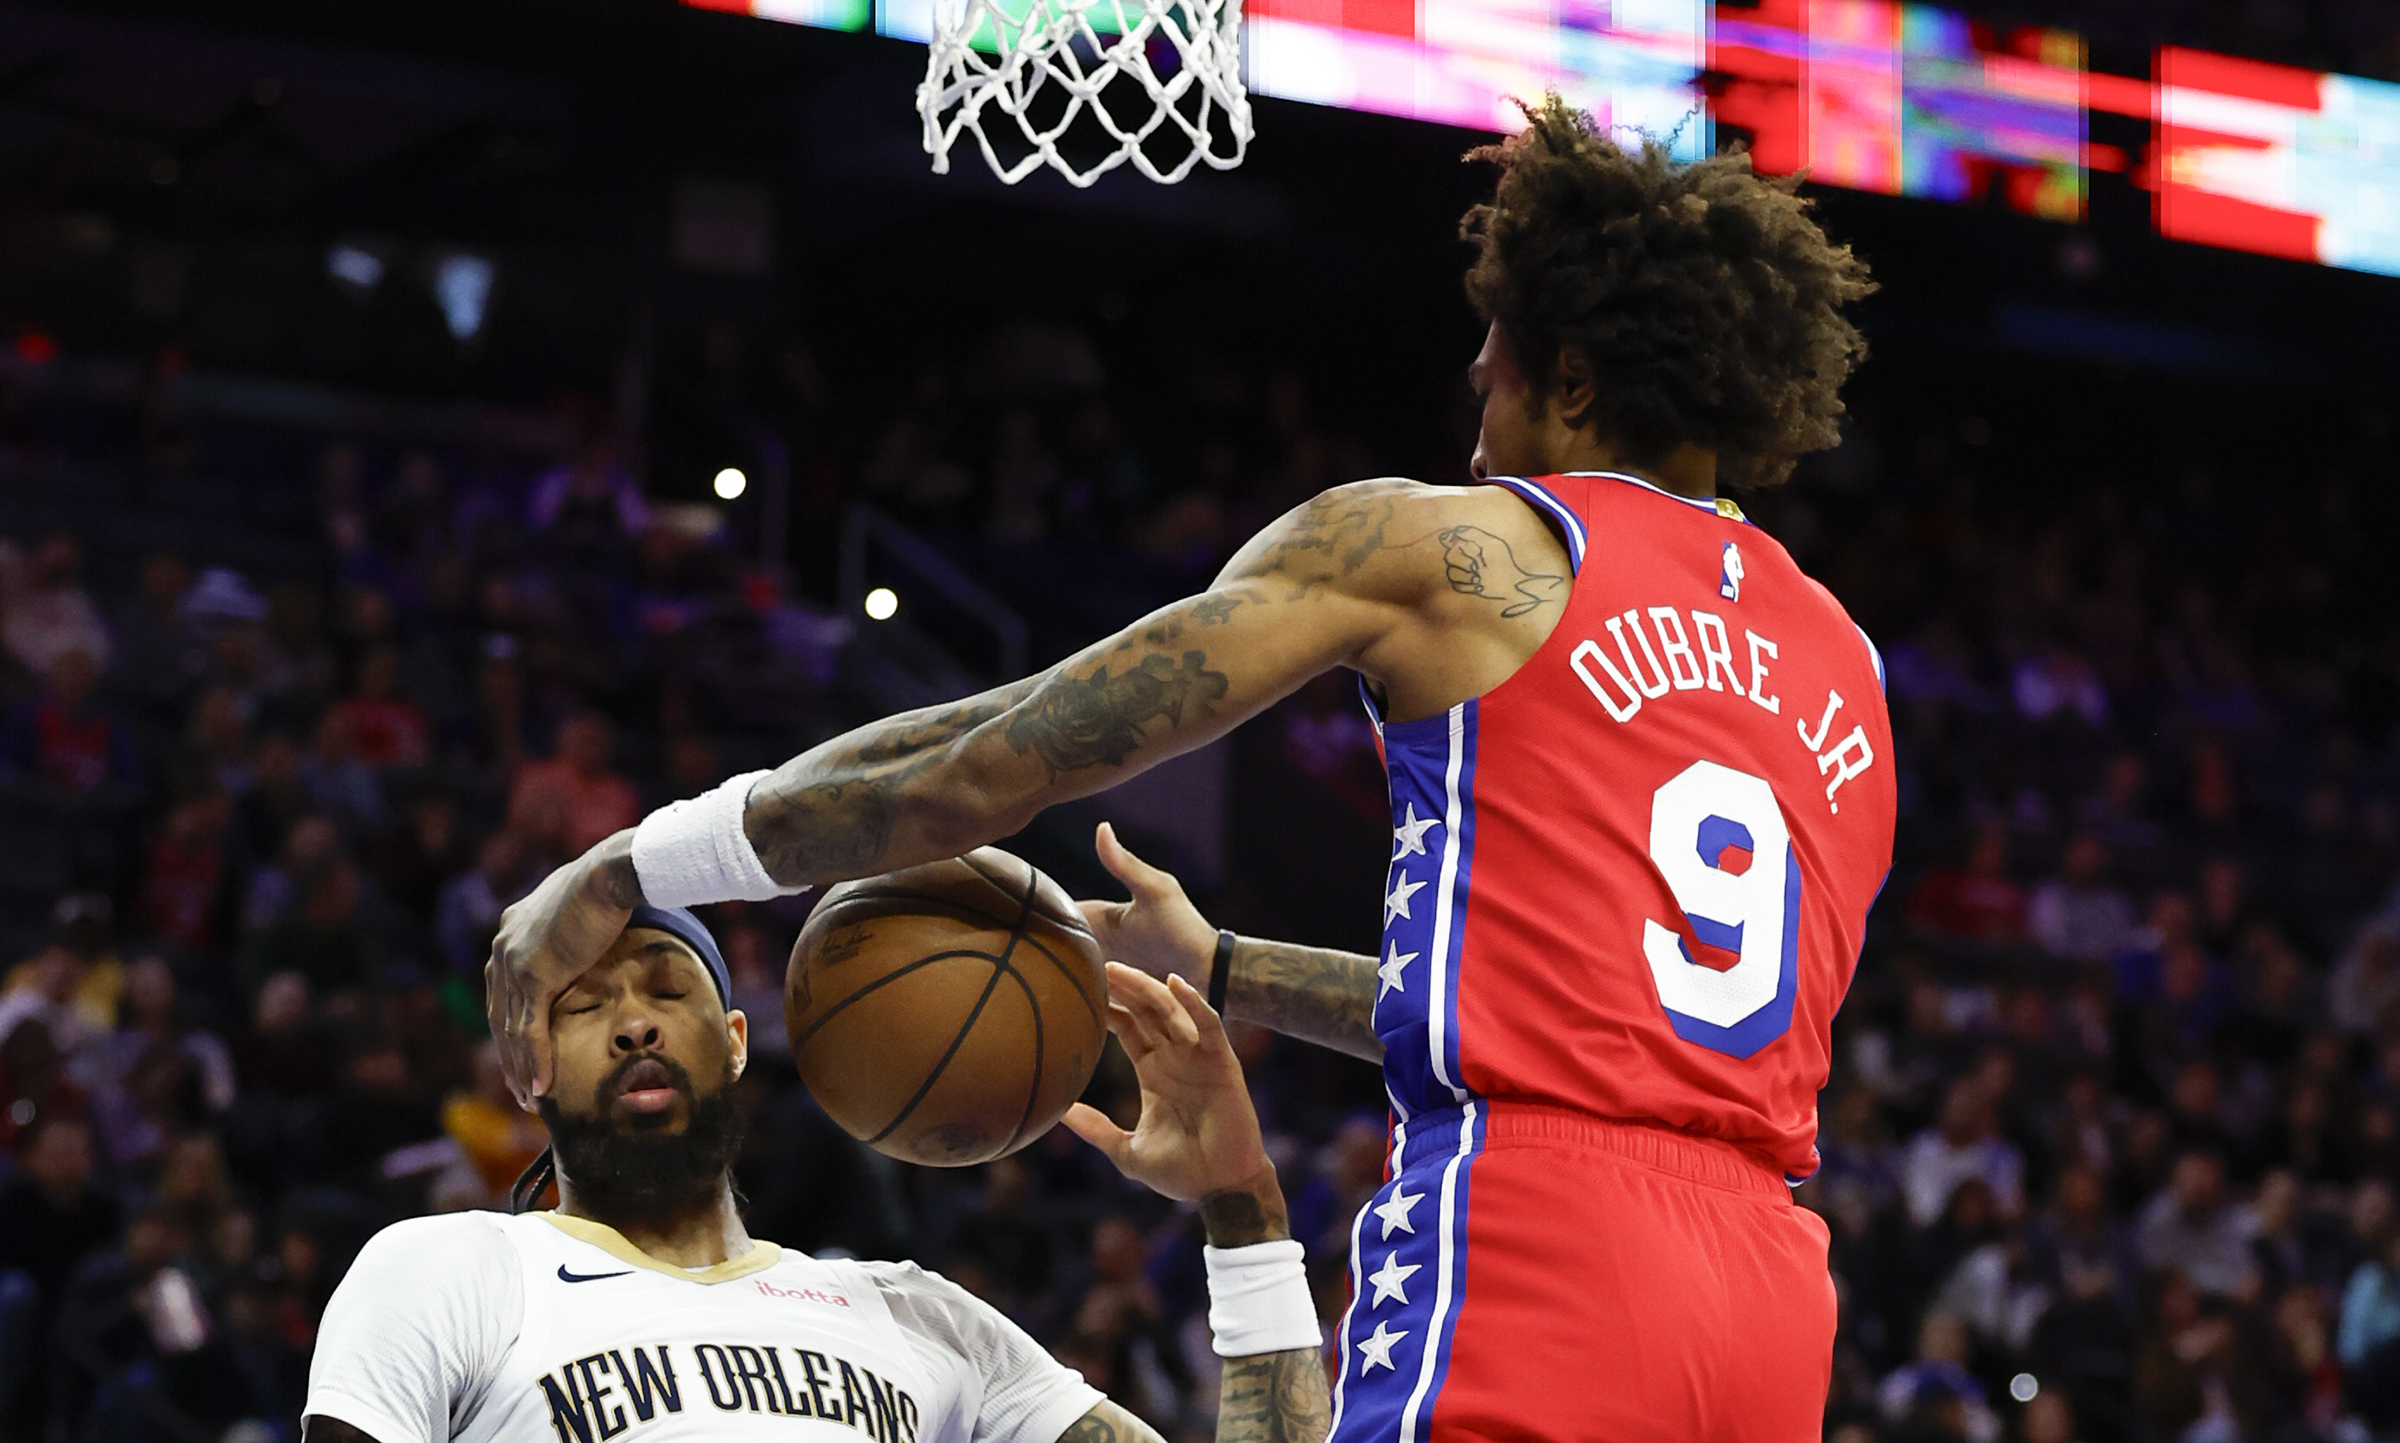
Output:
[
  {"xmin": 1328, "ymin": 1102, "xmax": 1484, "ymax": 1443},
  {"xmin": 1372, "ymin": 699, "xmax": 1480, "ymax": 1118},
  {"xmin": 1482, "ymin": 477, "xmax": 1586, "ymax": 574}
]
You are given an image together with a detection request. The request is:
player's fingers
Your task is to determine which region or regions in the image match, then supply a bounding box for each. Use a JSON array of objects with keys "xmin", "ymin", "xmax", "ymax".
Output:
[
  {"xmin": 1164, "ymin": 973, "xmax": 1229, "ymax": 1050},
  {"xmin": 1105, "ymin": 1001, "xmax": 1162, "ymax": 1060},
  {"xmin": 525, "ymin": 1012, "xmax": 553, "ymax": 1098},
  {"xmin": 1106, "ymin": 961, "xmax": 1197, "ymax": 1047},
  {"xmin": 1061, "ymin": 1102, "xmax": 1133, "ymax": 1164},
  {"xmin": 1094, "ymin": 822, "xmax": 1178, "ymax": 901}
]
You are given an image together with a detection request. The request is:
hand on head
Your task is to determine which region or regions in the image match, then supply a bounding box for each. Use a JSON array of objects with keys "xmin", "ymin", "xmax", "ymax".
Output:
[{"xmin": 486, "ymin": 833, "xmax": 640, "ymax": 1109}]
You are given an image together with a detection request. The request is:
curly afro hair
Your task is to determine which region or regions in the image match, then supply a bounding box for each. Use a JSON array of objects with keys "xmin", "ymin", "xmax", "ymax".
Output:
[{"xmin": 1462, "ymin": 95, "xmax": 1875, "ymax": 490}]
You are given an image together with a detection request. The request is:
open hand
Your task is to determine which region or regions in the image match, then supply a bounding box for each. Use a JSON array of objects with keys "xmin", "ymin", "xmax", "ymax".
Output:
[
  {"xmin": 484, "ymin": 833, "xmax": 637, "ymax": 1108},
  {"xmin": 1077, "ymin": 822, "xmax": 1218, "ymax": 990},
  {"xmin": 1063, "ymin": 963, "xmax": 1270, "ymax": 1204}
]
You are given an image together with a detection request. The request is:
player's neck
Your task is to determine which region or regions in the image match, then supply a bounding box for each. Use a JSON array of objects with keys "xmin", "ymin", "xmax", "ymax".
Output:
[
  {"xmin": 555, "ymin": 1178, "xmax": 756, "ymax": 1269},
  {"xmin": 1549, "ymin": 437, "xmax": 1717, "ymax": 499}
]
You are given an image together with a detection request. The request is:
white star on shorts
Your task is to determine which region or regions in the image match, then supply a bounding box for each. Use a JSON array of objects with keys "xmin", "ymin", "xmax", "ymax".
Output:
[
  {"xmin": 1383, "ymin": 872, "xmax": 1426, "ymax": 925},
  {"xmin": 1391, "ymin": 803, "xmax": 1441, "ymax": 860},
  {"xmin": 1374, "ymin": 1185, "xmax": 1424, "ymax": 1239},
  {"xmin": 1356, "ymin": 1319, "xmax": 1408, "ymax": 1374},
  {"xmin": 1367, "ymin": 1251, "xmax": 1420, "ymax": 1307},
  {"xmin": 1377, "ymin": 943, "xmax": 1416, "ymax": 1001}
]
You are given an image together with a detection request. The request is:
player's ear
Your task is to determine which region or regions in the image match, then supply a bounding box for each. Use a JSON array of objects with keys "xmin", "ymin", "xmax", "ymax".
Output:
[
  {"xmin": 725, "ymin": 1008, "xmax": 749, "ymax": 1081},
  {"xmin": 1551, "ymin": 346, "xmax": 1599, "ymax": 430}
]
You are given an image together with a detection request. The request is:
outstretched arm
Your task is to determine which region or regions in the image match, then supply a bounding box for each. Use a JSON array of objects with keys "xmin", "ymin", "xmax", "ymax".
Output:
[
  {"xmin": 492, "ymin": 482, "xmax": 1429, "ymax": 1101},
  {"xmin": 1079, "ymin": 823, "xmax": 1380, "ymax": 1062}
]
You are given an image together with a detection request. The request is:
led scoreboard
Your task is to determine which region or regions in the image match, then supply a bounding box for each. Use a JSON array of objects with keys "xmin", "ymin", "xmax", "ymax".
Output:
[{"xmin": 687, "ymin": 0, "xmax": 2400, "ymax": 278}]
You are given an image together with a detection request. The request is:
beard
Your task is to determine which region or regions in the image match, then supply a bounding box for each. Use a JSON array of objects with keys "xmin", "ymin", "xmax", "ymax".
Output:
[{"xmin": 539, "ymin": 1052, "xmax": 746, "ymax": 1230}]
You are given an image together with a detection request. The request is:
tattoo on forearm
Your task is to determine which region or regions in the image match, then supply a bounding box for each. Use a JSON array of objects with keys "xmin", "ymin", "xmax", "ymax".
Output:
[
  {"xmin": 1440, "ymin": 525, "xmax": 1564, "ymax": 617},
  {"xmin": 739, "ymin": 676, "xmax": 1047, "ymax": 887},
  {"xmin": 748, "ymin": 776, "xmax": 902, "ymax": 879},
  {"xmin": 1218, "ymin": 1351, "xmax": 1334, "ymax": 1443},
  {"xmin": 1228, "ymin": 940, "xmax": 1382, "ymax": 1062},
  {"xmin": 1200, "ymin": 1187, "xmax": 1287, "ymax": 1247},
  {"xmin": 1005, "ymin": 651, "xmax": 1231, "ymax": 778}
]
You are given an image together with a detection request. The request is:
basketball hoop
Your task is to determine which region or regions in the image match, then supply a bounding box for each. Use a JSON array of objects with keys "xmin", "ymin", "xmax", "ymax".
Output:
[{"xmin": 917, "ymin": 0, "xmax": 1251, "ymax": 187}]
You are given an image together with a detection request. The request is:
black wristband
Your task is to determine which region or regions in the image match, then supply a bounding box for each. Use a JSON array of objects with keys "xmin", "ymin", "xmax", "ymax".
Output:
[{"xmin": 1207, "ymin": 928, "xmax": 1237, "ymax": 1015}]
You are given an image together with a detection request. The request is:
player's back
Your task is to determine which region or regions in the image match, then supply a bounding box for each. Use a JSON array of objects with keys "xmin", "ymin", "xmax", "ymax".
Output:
[{"xmin": 1368, "ymin": 470, "xmax": 1894, "ymax": 1182}]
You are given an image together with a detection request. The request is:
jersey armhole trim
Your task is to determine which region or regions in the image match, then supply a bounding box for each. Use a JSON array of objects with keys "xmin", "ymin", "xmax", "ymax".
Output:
[
  {"xmin": 534, "ymin": 1212, "xmax": 783, "ymax": 1284},
  {"xmin": 1476, "ymin": 476, "xmax": 1587, "ymax": 574}
]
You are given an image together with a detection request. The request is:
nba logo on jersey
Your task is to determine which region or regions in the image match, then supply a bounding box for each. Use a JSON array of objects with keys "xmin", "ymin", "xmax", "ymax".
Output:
[{"xmin": 1719, "ymin": 541, "xmax": 1744, "ymax": 602}]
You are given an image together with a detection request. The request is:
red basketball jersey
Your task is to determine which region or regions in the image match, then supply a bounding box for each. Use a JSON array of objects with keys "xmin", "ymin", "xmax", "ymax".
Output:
[{"xmin": 1365, "ymin": 472, "xmax": 1895, "ymax": 1182}]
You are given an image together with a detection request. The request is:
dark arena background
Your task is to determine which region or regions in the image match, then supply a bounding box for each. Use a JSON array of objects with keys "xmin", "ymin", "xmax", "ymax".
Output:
[{"xmin": 2, "ymin": 1, "xmax": 2400, "ymax": 1440}]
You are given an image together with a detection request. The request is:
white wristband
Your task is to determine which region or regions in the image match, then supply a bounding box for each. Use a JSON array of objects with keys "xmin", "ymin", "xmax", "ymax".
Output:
[
  {"xmin": 630, "ymin": 770, "xmax": 803, "ymax": 908},
  {"xmin": 1203, "ymin": 1239, "xmax": 1321, "ymax": 1358}
]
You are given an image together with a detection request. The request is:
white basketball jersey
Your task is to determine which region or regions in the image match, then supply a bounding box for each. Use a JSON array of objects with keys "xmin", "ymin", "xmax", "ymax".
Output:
[{"xmin": 305, "ymin": 1211, "xmax": 1100, "ymax": 1443}]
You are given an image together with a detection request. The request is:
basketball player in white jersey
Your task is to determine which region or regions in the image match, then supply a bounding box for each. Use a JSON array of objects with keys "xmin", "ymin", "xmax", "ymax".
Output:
[{"xmin": 302, "ymin": 907, "xmax": 1328, "ymax": 1443}]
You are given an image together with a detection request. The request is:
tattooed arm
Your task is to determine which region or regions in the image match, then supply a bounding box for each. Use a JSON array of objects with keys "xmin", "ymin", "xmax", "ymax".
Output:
[{"xmin": 491, "ymin": 478, "xmax": 1570, "ymax": 1099}]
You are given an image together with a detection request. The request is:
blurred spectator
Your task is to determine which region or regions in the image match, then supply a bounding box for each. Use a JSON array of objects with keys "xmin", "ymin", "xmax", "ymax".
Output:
[
  {"xmin": 1908, "ymin": 820, "xmax": 2025, "ymax": 943},
  {"xmin": 1, "ymin": 650, "xmax": 138, "ymax": 795},
  {"xmin": 328, "ymin": 645, "xmax": 429, "ymax": 769},
  {"xmin": 2011, "ymin": 645, "xmax": 2109, "ymax": 726},
  {"xmin": 2134, "ymin": 1151, "xmax": 2258, "ymax": 1298},
  {"xmin": 440, "ymin": 1041, "xmax": 546, "ymax": 1204},
  {"xmin": 1902, "ymin": 1081, "xmax": 2028, "ymax": 1228},
  {"xmin": 0, "ymin": 1117, "xmax": 121, "ymax": 1433},
  {"xmin": 2026, "ymin": 834, "xmax": 2135, "ymax": 963},
  {"xmin": 0, "ymin": 533, "xmax": 112, "ymax": 676},
  {"xmin": 299, "ymin": 709, "xmax": 383, "ymax": 834},
  {"xmin": 1876, "ymin": 1312, "xmax": 1999, "ymax": 1443},
  {"xmin": 138, "ymin": 788, "xmax": 235, "ymax": 955},
  {"xmin": 108, "ymin": 550, "xmax": 193, "ymax": 715},
  {"xmin": 507, "ymin": 711, "xmax": 638, "ymax": 857},
  {"xmin": 435, "ymin": 828, "xmax": 533, "ymax": 975},
  {"xmin": 528, "ymin": 435, "xmax": 648, "ymax": 544}
]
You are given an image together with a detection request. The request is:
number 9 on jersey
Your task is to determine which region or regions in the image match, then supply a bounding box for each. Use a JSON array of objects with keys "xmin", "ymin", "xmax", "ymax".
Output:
[{"xmin": 1641, "ymin": 760, "xmax": 1802, "ymax": 1060}]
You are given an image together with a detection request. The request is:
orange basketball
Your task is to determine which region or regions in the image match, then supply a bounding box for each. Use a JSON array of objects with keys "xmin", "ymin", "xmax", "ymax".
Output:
[{"xmin": 784, "ymin": 847, "xmax": 1108, "ymax": 1166}]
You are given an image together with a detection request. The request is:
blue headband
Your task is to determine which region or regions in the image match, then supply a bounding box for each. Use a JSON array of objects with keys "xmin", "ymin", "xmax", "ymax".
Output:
[{"xmin": 626, "ymin": 905, "xmax": 732, "ymax": 1009}]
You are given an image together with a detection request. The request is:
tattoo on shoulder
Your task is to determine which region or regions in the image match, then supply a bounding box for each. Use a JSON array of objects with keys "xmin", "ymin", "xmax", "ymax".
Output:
[
  {"xmin": 1252, "ymin": 490, "xmax": 1399, "ymax": 598},
  {"xmin": 1005, "ymin": 651, "xmax": 1230, "ymax": 778},
  {"xmin": 1439, "ymin": 525, "xmax": 1564, "ymax": 617}
]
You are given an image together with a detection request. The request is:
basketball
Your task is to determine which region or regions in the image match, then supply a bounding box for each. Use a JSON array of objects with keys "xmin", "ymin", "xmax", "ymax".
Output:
[{"xmin": 784, "ymin": 848, "xmax": 1109, "ymax": 1167}]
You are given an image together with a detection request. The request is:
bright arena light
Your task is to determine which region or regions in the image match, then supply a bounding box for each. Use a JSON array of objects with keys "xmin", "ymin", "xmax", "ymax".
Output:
[
  {"xmin": 2009, "ymin": 1374, "xmax": 2040, "ymax": 1403},
  {"xmin": 713, "ymin": 467, "xmax": 747, "ymax": 499},
  {"xmin": 863, "ymin": 587, "xmax": 899, "ymax": 621}
]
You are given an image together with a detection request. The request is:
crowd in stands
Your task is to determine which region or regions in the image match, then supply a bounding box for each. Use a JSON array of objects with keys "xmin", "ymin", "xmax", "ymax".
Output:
[{"xmin": 0, "ymin": 318, "xmax": 2397, "ymax": 1443}]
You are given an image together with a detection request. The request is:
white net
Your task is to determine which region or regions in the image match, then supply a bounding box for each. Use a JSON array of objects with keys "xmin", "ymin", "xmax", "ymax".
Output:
[{"xmin": 917, "ymin": 0, "xmax": 1251, "ymax": 187}]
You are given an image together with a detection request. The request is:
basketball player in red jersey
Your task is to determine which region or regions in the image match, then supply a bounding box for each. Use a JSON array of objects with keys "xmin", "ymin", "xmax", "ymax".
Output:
[{"xmin": 492, "ymin": 96, "xmax": 1886, "ymax": 1441}]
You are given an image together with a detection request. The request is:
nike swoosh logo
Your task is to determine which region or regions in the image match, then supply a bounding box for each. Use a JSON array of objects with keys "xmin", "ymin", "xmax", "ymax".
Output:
[{"xmin": 558, "ymin": 1266, "xmax": 635, "ymax": 1283}]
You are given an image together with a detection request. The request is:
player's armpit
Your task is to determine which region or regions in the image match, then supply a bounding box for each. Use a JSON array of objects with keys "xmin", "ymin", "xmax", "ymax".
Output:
[
  {"xmin": 1227, "ymin": 938, "xmax": 1381, "ymax": 1062},
  {"xmin": 1059, "ymin": 1399, "xmax": 1170, "ymax": 1443},
  {"xmin": 301, "ymin": 1417, "xmax": 382, "ymax": 1443}
]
